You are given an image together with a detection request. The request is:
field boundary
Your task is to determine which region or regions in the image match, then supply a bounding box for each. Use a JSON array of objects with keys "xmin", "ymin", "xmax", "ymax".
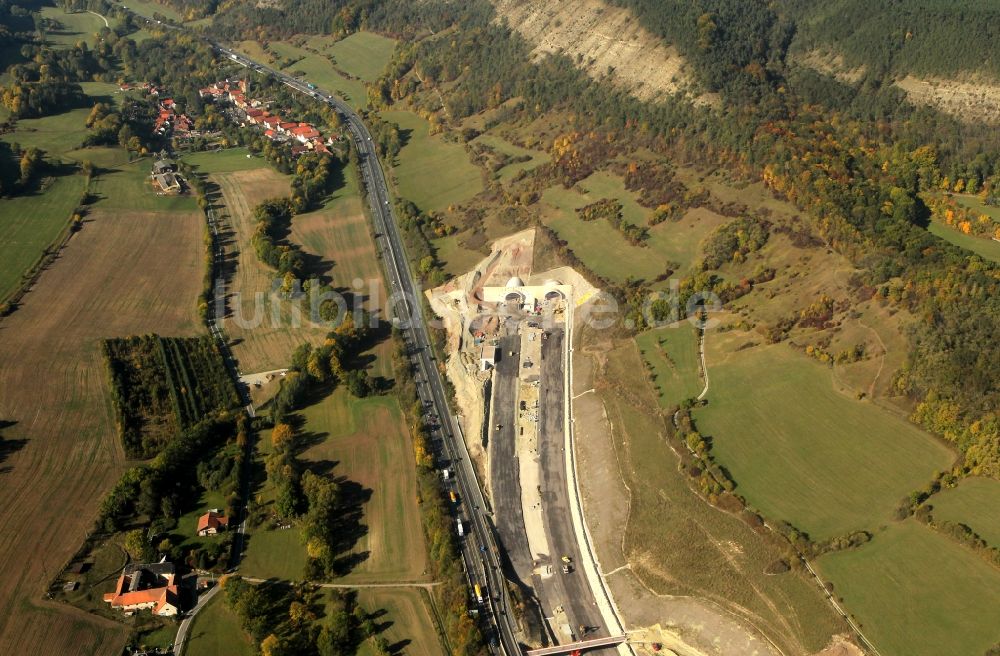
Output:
[{"xmin": 0, "ymin": 179, "xmax": 84, "ymax": 317}]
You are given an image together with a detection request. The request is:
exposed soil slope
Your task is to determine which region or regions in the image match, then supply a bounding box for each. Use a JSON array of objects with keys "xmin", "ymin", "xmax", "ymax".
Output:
[{"xmin": 491, "ymin": 0, "xmax": 694, "ymax": 103}]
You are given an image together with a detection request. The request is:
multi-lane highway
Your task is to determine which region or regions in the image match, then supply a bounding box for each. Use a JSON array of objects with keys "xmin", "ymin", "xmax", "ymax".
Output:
[{"xmin": 210, "ymin": 40, "xmax": 525, "ymax": 656}]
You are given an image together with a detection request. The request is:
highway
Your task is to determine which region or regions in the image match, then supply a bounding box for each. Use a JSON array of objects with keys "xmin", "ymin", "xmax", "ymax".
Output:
[
  {"xmin": 121, "ymin": 9, "xmax": 528, "ymax": 652},
  {"xmin": 209, "ymin": 39, "xmax": 525, "ymax": 656}
]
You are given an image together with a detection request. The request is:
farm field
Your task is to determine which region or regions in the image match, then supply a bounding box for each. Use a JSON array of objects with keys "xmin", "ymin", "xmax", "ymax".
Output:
[
  {"xmin": 352, "ymin": 588, "xmax": 446, "ymax": 656},
  {"xmin": 634, "ymin": 321, "xmax": 702, "ymax": 409},
  {"xmin": 381, "ymin": 109, "xmax": 483, "ymax": 214},
  {"xmin": 0, "ymin": 205, "xmax": 203, "ymax": 655},
  {"xmin": 212, "ymin": 166, "xmax": 316, "ymax": 374},
  {"xmin": 0, "ymin": 173, "xmax": 85, "ymax": 301},
  {"xmin": 39, "ymin": 6, "xmax": 115, "ymax": 48},
  {"xmin": 540, "ymin": 172, "xmax": 727, "ymax": 282},
  {"xmin": 817, "ymin": 521, "xmax": 1000, "ymax": 656},
  {"xmin": 575, "ymin": 337, "xmax": 846, "ymax": 654},
  {"xmin": 298, "ymin": 388, "xmax": 429, "ymax": 583},
  {"xmin": 928, "ymin": 477, "xmax": 1000, "ymax": 547},
  {"xmin": 185, "ymin": 592, "xmax": 254, "ymax": 656},
  {"xmin": 695, "ymin": 339, "xmax": 955, "ymax": 540},
  {"xmin": 288, "ymin": 158, "xmax": 386, "ymax": 306},
  {"xmin": 306, "ymin": 31, "xmax": 397, "ymax": 82},
  {"xmin": 928, "ymin": 219, "xmax": 1000, "ymax": 263}
]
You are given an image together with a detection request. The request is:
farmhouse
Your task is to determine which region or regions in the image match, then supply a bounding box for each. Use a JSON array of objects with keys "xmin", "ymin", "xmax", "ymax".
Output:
[
  {"xmin": 152, "ymin": 172, "xmax": 182, "ymax": 194},
  {"xmin": 103, "ymin": 561, "xmax": 179, "ymax": 616},
  {"xmin": 197, "ymin": 511, "xmax": 230, "ymax": 536}
]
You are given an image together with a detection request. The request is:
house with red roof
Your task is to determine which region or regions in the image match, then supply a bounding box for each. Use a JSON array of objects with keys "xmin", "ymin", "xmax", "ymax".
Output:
[
  {"xmin": 103, "ymin": 562, "xmax": 179, "ymax": 616},
  {"xmin": 197, "ymin": 511, "xmax": 229, "ymax": 537}
]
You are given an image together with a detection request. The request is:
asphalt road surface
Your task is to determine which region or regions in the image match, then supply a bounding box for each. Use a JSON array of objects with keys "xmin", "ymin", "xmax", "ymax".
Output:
[
  {"xmin": 537, "ymin": 328, "xmax": 608, "ymax": 645},
  {"xmin": 490, "ymin": 333, "xmax": 535, "ymax": 583}
]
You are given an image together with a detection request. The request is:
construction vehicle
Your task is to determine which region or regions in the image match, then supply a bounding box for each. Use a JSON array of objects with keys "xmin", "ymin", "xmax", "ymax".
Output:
[
  {"xmin": 474, "ymin": 583, "xmax": 484, "ymax": 604},
  {"xmin": 449, "ymin": 490, "xmax": 458, "ymax": 504},
  {"xmin": 561, "ymin": 555, "xmax": 572, "ymax": 564}
]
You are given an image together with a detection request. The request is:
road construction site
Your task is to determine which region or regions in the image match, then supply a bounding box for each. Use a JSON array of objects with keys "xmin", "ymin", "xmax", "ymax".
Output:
[{"xmin": 428, "ymin": 229, "xmax": 627, "ymax": 652}]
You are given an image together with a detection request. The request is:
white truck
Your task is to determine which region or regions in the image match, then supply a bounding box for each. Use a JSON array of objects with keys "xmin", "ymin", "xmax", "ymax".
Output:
[{"xmin": 456, "ymin": 518, "xmax": 465, "ymax": 537}]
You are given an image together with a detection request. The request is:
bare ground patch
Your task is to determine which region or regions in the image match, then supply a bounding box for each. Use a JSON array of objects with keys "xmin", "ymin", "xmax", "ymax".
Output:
[
  {"xmin": 490, "ymin": 0, "xmax": 697, "ymax": 103},
  {"xmin": 894, "ymin": 75, "xmax": 1000, "ymax": 124}
]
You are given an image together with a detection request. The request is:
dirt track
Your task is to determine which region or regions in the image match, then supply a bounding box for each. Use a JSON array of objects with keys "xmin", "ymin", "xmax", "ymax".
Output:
[{"xmin": 0, "ymin": 209, "xmax": 204, "ymax": 655}]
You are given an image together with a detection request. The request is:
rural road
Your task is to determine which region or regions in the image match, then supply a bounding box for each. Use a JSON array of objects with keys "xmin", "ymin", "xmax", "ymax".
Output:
[{"xmin": 174, "ymin": 582, "xmax": 220, "ymax": 656}]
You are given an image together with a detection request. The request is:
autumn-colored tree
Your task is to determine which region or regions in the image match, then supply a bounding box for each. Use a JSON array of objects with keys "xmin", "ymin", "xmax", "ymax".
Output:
[{"xmin": 271, "ymin": 423, "xmax": 293, "ymax": 450}]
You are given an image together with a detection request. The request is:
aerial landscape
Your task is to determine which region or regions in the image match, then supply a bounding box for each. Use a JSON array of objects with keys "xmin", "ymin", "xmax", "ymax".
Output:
[{"xmin": 0, "ymin": 1, "xmax": 998, "ymax": 656}]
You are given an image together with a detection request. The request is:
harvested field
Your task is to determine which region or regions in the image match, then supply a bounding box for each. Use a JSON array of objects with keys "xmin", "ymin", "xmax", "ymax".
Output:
[
  {"xmin": 817, "ymin": 521, "xmax": 1000, "ymax": 656},
  {"xmin": 0, "ymin": 207, "xmax": 203, "ymax": 655},
  {"xmin": 695, "ymin": 338, "xmax": 955, "ymax": 540},
  {"xmin": 213, "ymin": 167, "xmax": 313, "ymax": 373}
]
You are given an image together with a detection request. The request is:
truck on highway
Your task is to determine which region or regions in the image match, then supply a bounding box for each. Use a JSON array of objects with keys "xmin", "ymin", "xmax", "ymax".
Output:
[
  {"xmin": 474, "ymin": 583, "xmax": 484, "ymax": 604},
  {"xmin": 449, "ymin": 490, "xmax": 458, "ymax": 504},
  {"xmin": 456, "ymin": 518, "xmax": 464, "ymax": 537}
]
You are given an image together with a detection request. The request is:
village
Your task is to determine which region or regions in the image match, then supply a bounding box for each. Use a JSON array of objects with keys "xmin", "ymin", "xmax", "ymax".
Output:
[{"xmin": 198, "ymin": 79, "xmax": 337, "ymax": 156}]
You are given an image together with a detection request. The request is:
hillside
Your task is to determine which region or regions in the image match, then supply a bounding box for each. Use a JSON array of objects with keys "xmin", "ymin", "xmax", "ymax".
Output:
[{"xmin": 490, "ymin": 0, "xmax": 696, "ymax": 103}]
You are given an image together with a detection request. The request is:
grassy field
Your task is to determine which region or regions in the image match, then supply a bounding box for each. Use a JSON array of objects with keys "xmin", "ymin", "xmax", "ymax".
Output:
[
  {"xmin": 309, "ymin": 32, "xmax": 398, "ymax": 82},
  {"xmin": 91, "ymin": 156, "xmax": 199, "ymax": 213},
  {"xmin": 579, "ymin": 337, "xmax": 847, "ymax": 653},
  {"xmin": 635, "ymin": 321, "xmax": 702, "ymax": 409},
  {"xmin": 298, "ymin": 389, "xmax": 429, "ymax": 583},
  {"xmin": 929, "ymin": 477, "xmax": 1000, "ymax": 547},
  {"xmin": 39, "ymin": 7, "xmax": 115, "ymax": 48},
  {"xmin": 240, "ymin": 524, "xmax": 309, "ymax": 580},
  {"xmin": 122, "ymin": 0, "xmax": 185, "ymax": 22},
  {"xmin": 185, "ymin": 592, "xmax": 254, "ymax": 656},
  {"xmin": 0, "ymin": 173, "xmax": 85, "ymax": 301},
  {"xmin": 0, "ymin": 205, "xmax": 203, "ymax": 654},
  {"xmin": 928, "ymin": 219, "xmax": 1000, "ymax": 263},
  {"xmin": 183, "ymin": 147, "xmax": 264, "ymax": 173},
  {"xmin": 695, "ymin": 338, "xmax": 955, "ymax": 539},
  {"xmin": 817, "ymin": 521, "xmax": 1000, "ymax": 656},
  {"xmin": 381, "ymin": 110, "xmax": 483, "ymax": 214},
  {"xmin": 0, "ymin": 108, "xmax": 94, "ymax": 157},
  {"xmin": 474, "ymin": 133, "xmax": 550, "ymax": 182},
  {"xmin": 236, "ymin": 40, "xmax": 369, "ymax": 111},
  {"xmin": 540, "ymin": 173, "xmax": 727, "ymax": 282},
  {"xmin": 353, "ymin": 588, "xmax": 445, "ymax": 656},
  {"xmin": 432, "ymin": 233, "xmax": 485, "ymax": 278}
]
